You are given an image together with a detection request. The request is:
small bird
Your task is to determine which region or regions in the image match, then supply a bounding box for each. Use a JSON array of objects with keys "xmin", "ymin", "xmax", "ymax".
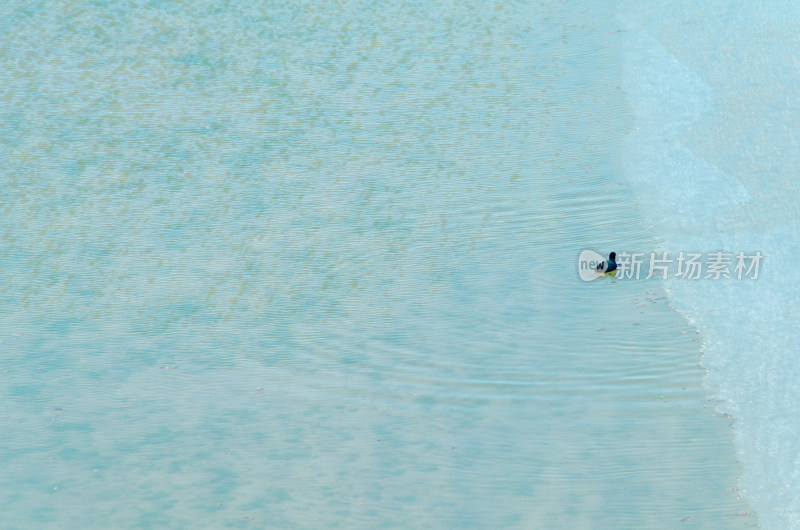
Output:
[{"xmin": 596, "ymin": 252, "xmax": 617, "ymax": 273}]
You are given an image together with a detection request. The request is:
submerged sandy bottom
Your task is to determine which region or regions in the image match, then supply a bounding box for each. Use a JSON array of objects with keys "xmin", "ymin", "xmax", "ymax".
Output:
[{"xmin": 0, "ymin": 0, "xmax": 756, "ymax": 527}]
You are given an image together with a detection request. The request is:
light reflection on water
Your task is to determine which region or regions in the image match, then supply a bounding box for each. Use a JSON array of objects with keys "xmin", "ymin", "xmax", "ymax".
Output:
[{"xmin": 0, "ymin": 0, "xmax": 753, "ymax": 528}]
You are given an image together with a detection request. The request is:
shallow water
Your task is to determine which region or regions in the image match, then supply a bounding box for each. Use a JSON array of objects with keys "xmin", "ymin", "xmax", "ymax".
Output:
[
  {"xmin": 1, "ymin": 1, "xmax": 754, "ymax": 528},
  {"xmin": 621, "ymin": 2, "xmax": 800, "ymax": 527}
]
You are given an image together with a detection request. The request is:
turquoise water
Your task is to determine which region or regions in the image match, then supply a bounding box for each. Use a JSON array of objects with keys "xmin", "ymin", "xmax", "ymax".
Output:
[
  {"xmin": 0, "ymin": 1, "xmax": 756, "ymax": 528},
  {"xmin": 622, "ymin": 2, "xmax": 800, "ymax": 528}
]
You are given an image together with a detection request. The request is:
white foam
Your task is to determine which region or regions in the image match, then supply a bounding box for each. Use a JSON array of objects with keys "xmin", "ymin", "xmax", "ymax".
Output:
[{"xmin": 621, "ymin": 17, "xmax": 800, "ymax": 529}]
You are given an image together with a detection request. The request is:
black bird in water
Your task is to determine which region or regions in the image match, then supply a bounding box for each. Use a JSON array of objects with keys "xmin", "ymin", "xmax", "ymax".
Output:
[{"xmin": 596, "ymin": 252, "xmax": 617, "ymax": 273}]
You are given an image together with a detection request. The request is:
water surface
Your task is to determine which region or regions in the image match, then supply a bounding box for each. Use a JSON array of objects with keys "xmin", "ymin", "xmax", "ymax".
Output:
[{"xmin": 0, "ymin": 1, "xmax": 752, "ymax": 527}]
